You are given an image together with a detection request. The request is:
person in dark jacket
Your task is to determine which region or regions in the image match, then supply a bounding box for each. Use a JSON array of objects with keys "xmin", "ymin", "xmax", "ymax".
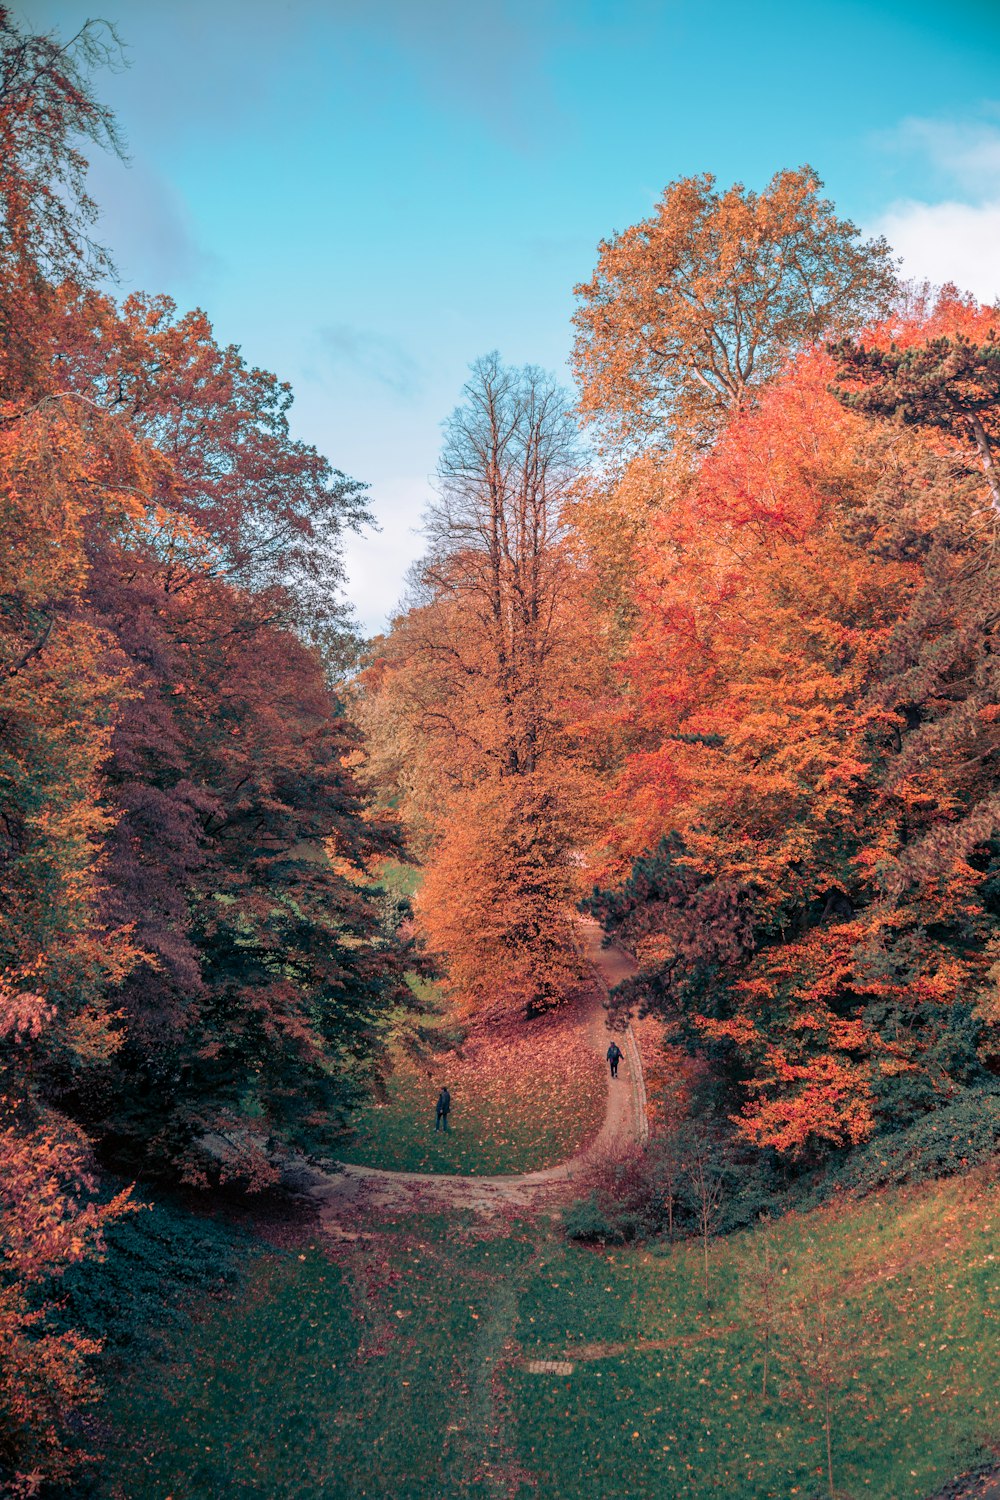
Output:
[
  {"xmin": 606, "ymin": 1042, "xmax": 622, "ymax": 1078},
  {"xmin": 435, "ymin": 1086, "xmax": 451, "ymax": 1131}
]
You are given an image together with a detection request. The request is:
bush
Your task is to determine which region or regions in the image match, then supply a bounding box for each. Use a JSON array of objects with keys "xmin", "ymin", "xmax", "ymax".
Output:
[
  {"xmin": 47, "ymin": 1186, "xmax": 255, "ymax": 1367},
  {"xmin": 564, "ymin": 1133, "xmax": 740, "ymax": 1244},
  {"xmin": 563, "ymin": 1143, "xmax": 667, "ymax": 1243},
  {"xmin": 815, "ymin": 1085, "xmax": 1000, "ymax": 1202},
  {"xmin": 566, "ymin": 1084, "xmax": 1000, "ymax": 1249},
  {"xmin": 563, "ymin": 1189, "xmax": 647, "ymax": 1244}
]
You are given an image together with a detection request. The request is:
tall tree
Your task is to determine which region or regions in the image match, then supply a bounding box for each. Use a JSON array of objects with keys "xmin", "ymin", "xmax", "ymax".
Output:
[
  {"xmin": 0, "ymin": 12, "xmax": 414, "ymax": 1484},
  {"xmin": 419, "ymin": 351, "xmax": 580, "ymax": 780},
  {"xmin": 84, "ymin": 541, "xmax": 416, "ymax": 1183},
  {"xmin": 573, "ymin": 166, "xmax": 897, "ymax": 449},
  {"xmin": 365, "ymin": 355, "xmax": 601, "ymax": 1015},
  {"xmin": 0, "ymin": 390, "xmax": 145, "ymax": 1495}
]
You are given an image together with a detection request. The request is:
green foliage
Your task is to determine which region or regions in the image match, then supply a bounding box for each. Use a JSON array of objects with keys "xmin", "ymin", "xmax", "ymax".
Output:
[
  {"xmin": 47, "ymin": 1189, "xmax": 254, "ymax": 1366},
  {"xmin": 565, "ymin": 1132, "xmax": 786, "ymax": 1245},
  {"xmin": 818, "ymin": 1085, "xmax": 1000, "ymax": 1200},
  {"xmin": 562, "ymin": 1190, "xmax": 647, "ymax": 1244}
]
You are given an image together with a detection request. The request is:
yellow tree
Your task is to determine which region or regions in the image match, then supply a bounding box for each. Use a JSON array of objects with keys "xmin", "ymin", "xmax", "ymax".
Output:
[{"xmin": 572, "ymin": 165, "xmax": 897, "ymax": 450}]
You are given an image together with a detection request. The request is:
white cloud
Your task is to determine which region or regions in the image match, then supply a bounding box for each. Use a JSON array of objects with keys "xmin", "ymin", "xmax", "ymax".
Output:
[
  {"xmin": 888, "ymin": 114, "xmax": 1000, "ymax": 195},
  {"xmin": 872, "ymin": 113, "xmax": 1000, "ymax": 305},
  {"xmin": 876, "ymin": 198, "xmax": 1000, "ymax": 305},
  {"xmin": 342, "ymin": 476, "xmax": 429, "ymax": 636}
]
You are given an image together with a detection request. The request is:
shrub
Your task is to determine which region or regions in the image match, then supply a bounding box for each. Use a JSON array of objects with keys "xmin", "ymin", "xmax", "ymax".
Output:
[{"xmin": 48, "ymin": 1187, "xmax": 254, "ymax": 1367}]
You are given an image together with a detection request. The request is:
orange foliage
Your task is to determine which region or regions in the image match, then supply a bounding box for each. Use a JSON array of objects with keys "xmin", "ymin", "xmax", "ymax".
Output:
[
  {"xmin": 589, "ymin": 314, "xmax": 1000, "ymax": 1156},
  {"xmin": 572, "ymin": 166, "xmax": 895, "ymax": 448},
  {"xmin": 417, "ymin": 777, "xmax": 586, "ymax": 1019}
]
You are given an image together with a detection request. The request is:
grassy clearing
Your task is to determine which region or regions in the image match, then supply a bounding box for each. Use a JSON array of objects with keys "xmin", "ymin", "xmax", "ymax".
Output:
[
  {"xmin": 337, "ymin": 988, "xmax": 606, "ymax": 1176},
  {"xmin": 97, "ymin": 1212, "xmax": 540, "ymax": 1500},
  {"xmin": 340, "ymin": 859, "xmax": 605, "ymax": 1175},
  {"xmin": 513, "ymin": 1176, "xmax": 1000, "ymax": 1499},
  {"xmin": 95, "ymin": 1169, "xmax": 1000, "ymax": 1500}
]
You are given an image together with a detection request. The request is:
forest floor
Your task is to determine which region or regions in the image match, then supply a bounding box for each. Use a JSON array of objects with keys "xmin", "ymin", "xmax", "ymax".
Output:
[
  {"xmin": 88, "ymin": 928, "xmax": 1000, "ymax": 1500},
  {"xmin": 308, "ymin": 919, "xmax": 645, "ymax": 1213}
]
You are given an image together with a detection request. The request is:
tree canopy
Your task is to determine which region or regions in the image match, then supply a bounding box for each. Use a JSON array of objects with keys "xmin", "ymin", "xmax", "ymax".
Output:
[{"xmin": 573, "ymin": 166, "xmax": 898, "ymax": 448}]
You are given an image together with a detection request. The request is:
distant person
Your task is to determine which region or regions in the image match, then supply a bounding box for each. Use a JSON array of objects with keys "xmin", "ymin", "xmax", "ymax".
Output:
[
  {"xmin": 606, "ymin": 1041, "xmax": 622, "ymax": 1079},
  {"xmin": 435, "ymin": 1086, "xmax": 451, "ymax": 1131}
]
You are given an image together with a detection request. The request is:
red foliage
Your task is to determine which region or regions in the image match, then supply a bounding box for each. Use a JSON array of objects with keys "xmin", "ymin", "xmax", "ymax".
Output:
[{"xmin": 591, "ymin": 306, "xmax": 1000, "ymax": 1156}]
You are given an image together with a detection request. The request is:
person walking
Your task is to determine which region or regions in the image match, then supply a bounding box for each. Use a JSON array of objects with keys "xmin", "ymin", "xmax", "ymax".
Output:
[
  {"xmin": 606, "ymin": 1041, "xmax": 622, "ymax": 1079},
  {"xmin": 435, "ymin": 1086, "xmax": 451, "ymax": 1131}
]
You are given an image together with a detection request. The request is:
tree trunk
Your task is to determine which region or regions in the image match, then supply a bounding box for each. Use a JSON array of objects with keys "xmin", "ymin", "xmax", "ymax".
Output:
[{"xmin": 968, "ymin": 413, "xmax": 1000, "ymax": 514}]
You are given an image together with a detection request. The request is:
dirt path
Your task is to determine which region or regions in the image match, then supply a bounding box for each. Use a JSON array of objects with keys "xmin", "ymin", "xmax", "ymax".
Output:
[{"xmin": 301, "ymin": 920, "xmax": 645, "ymax": 1220}]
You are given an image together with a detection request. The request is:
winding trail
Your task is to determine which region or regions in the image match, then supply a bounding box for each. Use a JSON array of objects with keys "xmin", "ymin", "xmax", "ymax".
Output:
[{"xmin": 300, "ymin": 920, "xmax": 645, "ymax": 1221}]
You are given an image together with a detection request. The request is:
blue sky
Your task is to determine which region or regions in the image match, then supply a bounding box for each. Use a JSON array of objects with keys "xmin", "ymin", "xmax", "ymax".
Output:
[{"xmin": 17, "ymin": 0, "xmax": 1000, "ymax": 633}]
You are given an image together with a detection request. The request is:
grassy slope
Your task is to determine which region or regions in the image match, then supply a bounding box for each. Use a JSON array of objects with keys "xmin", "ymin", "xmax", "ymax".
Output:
[
  {"xmin": 339, "ymin": 862, "xmax": 606, "ymax": 1174},
  {"xmin": 336, "ymin": 993, "xmax": 606, "ymax": 1175},
  {"xmin": 97, "ymin": 1168, "xmax": 1000, "ymax": 1500}
]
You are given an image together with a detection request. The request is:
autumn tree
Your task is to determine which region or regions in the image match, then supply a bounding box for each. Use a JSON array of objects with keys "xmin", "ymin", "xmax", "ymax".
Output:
[
  {"xmin": 365, "ymin": 355, "xmax": 601, "ymax": 1015},
  {"xmin": 777, "ymin": 1262, "xmax": 871, "ymax": 1499},
  {"xmin": 831, "ymin": 303, "xmax": 1000, "ymax": 511},
  {"xmin": 420, "ymin": 352, "xmax": 580, "ymax": 780},
  {"xmin": 740, "ymin": 1216, "xmax": 781, "ymax": 1399},
  {"xmin": 417, "ymin": 777, "xmax": 583, "ymax": 1018},
  {"xmin": 0, "ymin": 14, "xmax": 146, "ymax": 1487},
  {"xmin": 685, "ymin": 1125, "xmax": 724, "ymax": 1299},
  {"xmin": 82, "ymin": 524, "xmax": 417, "ymax": 1182},
  {"xmin": 573, "ymin": 166, "xmax": 897, "ymax": 450},
  {"xmin": 587, "ymin": 309, "xmax": 1000, "ymax": 1160},
  {"xmin": 53, "ymin": 289, "xmax": 371, "ymax": 663},
  {"xmin": 0, "ymin": 8, "xmax": 125, "ymax": 395},
  {"xmin": 0, "ymin": 387, "xmax": 146, "ymax": 1493},
  {"xmin": 0, "ymin": 11, "xmax": 416, "ymax": 1483}
]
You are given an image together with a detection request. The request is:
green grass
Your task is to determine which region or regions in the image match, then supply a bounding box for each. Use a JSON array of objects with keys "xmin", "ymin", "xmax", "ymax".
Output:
[
  {"xmin": 346, "ymin": 858, "xmax": 605, "ymax": 1176},
  {"xmin": 335, "ymin": 1059, "xmax": 598, "ymax": 1176},
  {"xmin": 97, "ymin": 1216, "xmax": 540, "ymax": 1500},
  {"xmin": 512, "ymin": 1182, "xmax": 1000, "ymax": 1499},
  {"xmin": 95, "ymin": 1170, "xmax": 1000, "ymax": 1500},
  {"xmin": 89, "ymin": 856, "xmax": 1000, "ymax": 1496},
  {"xmin": 336, "ymin": 992, "xmax": 605, "ymax": 1177}
]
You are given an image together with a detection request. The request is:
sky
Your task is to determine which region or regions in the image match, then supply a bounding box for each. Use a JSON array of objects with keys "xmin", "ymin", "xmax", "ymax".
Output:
[{"xmin": 16, "ymin": 0, "xmax": 1000, "ymax": 634}]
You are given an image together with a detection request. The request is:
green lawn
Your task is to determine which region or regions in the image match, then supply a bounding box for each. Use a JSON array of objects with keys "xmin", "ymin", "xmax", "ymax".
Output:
[
  {"xmin": 336, "ymin": 986, "xmax": 606, "ymax": 1176},
  {"xmin": 95, "ymin": 1169, "xmax": 1000, "ymax": 1499}
]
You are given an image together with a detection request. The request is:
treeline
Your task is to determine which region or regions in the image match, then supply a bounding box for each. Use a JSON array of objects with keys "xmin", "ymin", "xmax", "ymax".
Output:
[
  {"xmin": 369, "ymin": 171, "xmax": 1000, "ymax": 1188},
  {"xmin": 0, "ymin": 14, "xmax": 415, "ymax": 1490}
]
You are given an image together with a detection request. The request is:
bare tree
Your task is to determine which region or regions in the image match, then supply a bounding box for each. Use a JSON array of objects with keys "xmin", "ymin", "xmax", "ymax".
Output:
[
  {"xmin": 415, "ymin": 352, "xmax": 581, "ymax": 782},
  {"xmin": 684, "ymin": 1128, "xmax": 724, "ymax": 1299},
  {"xmin": 0, "ymin": 10, "xmax": 126, "ymax": 281},
  {"xmin": 778, "ymin": 1261, "xmax": 869, "ymax": 1500},
  {"xmin": 740, "ymin": 1215, "xmax": 781, "ymax": 1399}
]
